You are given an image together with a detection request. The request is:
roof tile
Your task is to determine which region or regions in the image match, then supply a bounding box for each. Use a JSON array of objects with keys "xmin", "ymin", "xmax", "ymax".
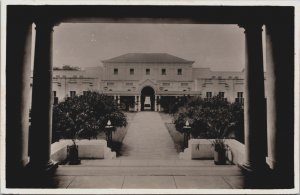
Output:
[{"xmin": 102, "ymin": 53, "xmax": 194, "ymax": 64}]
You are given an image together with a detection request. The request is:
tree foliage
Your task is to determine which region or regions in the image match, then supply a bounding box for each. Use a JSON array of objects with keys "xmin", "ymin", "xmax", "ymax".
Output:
[
  {"xmin": 120, "ymin": 96, "xmax": 135, "ymax": 111},
  {"xmin": 53, "ymin": 65, "xmax": 80, "ymax": 71},
  {"xmin": 52, "ymin": 91, "xmax": 127, "ymax": 142},
  {"xmin": 173, "ymin": 95, "xmax": 244, "ymax": 143},
  {"xmin": 160, "ymin": 96, "xmax": 191, "ymax": 114}
]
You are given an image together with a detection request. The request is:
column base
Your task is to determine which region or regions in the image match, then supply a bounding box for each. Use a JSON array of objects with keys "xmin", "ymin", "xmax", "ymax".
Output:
[
  {"xmin": 238, "ymin": 163, "xmax": 254, "ymax": 173},
  {"xmin": 26, "ymin": 159, "xmax": 58, "ymax": 175},
  {"xmin": 238, "ymin": 163, "xmax": 271, "ymax": 175},
  {"xmin": 238, "ymin": 162, "xmax": 273, "ymax": 188},
  {"xmin": 266, "ymin": 156, "xmax": 276, "ymax": 169},
  {"xmin": 7, "ymin": 160, "xmax": 59, "ymax": 188}
]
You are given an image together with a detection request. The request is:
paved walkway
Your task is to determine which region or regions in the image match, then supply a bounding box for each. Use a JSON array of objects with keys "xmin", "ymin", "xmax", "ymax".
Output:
[
  {"xmin": 47, "ymin": 159, "xmax": 244, "ymax": 189},
  {"xmin": 19, "ymin": 160, "xmax": 245, "ymax": 189},
  {"xmin": 120, "ymin": 112, "xmax": 178, "ymax": 159}
]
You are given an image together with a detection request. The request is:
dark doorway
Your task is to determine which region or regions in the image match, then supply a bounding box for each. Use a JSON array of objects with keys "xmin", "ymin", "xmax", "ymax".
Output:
[{"xmin": 141, "ymin": 86, "xmax": 155, "ymax": 111}]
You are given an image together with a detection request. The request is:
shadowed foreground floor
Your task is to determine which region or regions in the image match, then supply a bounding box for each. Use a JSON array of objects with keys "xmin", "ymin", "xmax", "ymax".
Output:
[
  {"xmin": 13, "ymin": 159, "xmax": 290, "ymax": 189},
  {"xmin": 20, "ymin": 159, "xmax": 246, "ymax": 189}
]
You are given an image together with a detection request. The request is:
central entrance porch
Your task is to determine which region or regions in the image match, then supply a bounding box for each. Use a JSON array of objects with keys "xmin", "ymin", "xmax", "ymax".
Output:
[{"xmin": 141, "ymin": 86, "xmax": 155, "ymax": 111}]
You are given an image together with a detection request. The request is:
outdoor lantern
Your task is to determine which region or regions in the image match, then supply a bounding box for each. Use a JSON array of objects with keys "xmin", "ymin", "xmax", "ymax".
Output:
[
  {"xmin": 105, "ymin": 119, "xmax": 113, "ymax": 147},
  {"xmin": 185, "ymin": 120, "xmax": 190, "ymax": 127},
  {"xmin": 183, "ymin": 120, "xmax": 191, "ymax": 148},
  {"xmin": 107, "ymin": 120, "xmax": 112, "ymax": 127}
]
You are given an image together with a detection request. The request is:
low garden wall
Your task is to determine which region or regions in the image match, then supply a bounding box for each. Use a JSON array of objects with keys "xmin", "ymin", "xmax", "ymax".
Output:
[
  {"xmin": 50, "ymin": 139, "xmax": 116, "ymax": 164},
  {"xmin": 179, "ymin": 139, "xmax": 245, "ymax": 165}
]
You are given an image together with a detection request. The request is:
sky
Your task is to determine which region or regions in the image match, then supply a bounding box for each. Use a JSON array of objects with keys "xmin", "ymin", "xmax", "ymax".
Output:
[{"xmin": 53, "ymin": 23, "xmax": 246, "ymax": 71}]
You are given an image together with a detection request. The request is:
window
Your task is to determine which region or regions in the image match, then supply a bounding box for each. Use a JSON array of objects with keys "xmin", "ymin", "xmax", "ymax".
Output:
[
  {"xmin": 83, "ymin": 91, "xmax": 88, "ymax": 96},
  {"xmin": 107, "ymin": 82, "xmax": 114, "ymax": 86},
  {"xmin": 177, "ymin": 69, "xmax": 182, "ymax": 75},
  {"xmin": 206, "ymin": 92, "xmax": 212, "ymax": 98},
  {"xmin": 70, "ymin": 91, "xmax": 76, "ymax": 98},
  {"xmin": 219, "ymin": 92, "xmax": 225, "ymax": 98},
  {"xmin": 237, "ymin": 92, "xmax": 243, "ymax": 98},
  {"xmin": 161, "ymin": 69, "xmax": 166, "ymax": 75},
  {"xmin": 130, "ymin": 68, "xmax": 134, "ymax": 75},
  {"xmin": 53, "ymin": 91, "xmax": 58, "ymax": 105},
  {"xmin": 162, "ymin": 83, "xmax": 170, "ymax": 86},
  {"xmin": 146, "ymin": 68, "xmax": 150, "ymax": 75},
  {"xmin": 181, "ymin": 83, "xmax": 188, "ymax": 86},
  {"xmin": 236, "ymin": 92, "xmax": 244, "ymax": 105},
  {"xmin": 113, "ymin": 68, "xmax": 118, "ymax": 75}
]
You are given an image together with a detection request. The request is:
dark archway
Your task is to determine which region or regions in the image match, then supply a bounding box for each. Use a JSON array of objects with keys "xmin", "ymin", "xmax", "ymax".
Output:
[{"xmin": 141, "ymin": 86, "xmax": 155, "ymax": 111}]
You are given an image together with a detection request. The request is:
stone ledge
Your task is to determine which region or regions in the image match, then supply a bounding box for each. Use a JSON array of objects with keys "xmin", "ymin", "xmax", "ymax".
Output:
[
  {"xmin": 179, "ymin": 139, "xmax": 246, "ymax": 165},
  {"xmin": 50, "ymin": 139, "xmax": 116, "ymax": 164}
]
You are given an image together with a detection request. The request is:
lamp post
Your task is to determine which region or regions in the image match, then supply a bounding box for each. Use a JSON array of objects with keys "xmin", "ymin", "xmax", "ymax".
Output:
[
  {"xmin": 105, "ymin": 120, "xmax": 113, "ymax": 147},
  {"xmin": 183, "ymin": 120, "xmax": 191, "ymax": 149}
]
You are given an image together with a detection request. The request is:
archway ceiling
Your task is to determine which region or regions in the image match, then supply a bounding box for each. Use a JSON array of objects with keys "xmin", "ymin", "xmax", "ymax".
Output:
[
  {"xmin": 8, "ymin": 5, "xmax": 291, "ymax": 25},
  {"xmin": 141, "ymin": 86, "xmax": 155, "ymax": 96}
]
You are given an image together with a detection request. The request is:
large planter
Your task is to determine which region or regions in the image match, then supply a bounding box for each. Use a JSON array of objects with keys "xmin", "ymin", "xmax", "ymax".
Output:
[
  {"xmin": 67, "ymin": 144, "xmax": 81, "ymax": 165},
  {"xmin": 214, "ymin": 146, "xmax": 226, "ymax": 165}
]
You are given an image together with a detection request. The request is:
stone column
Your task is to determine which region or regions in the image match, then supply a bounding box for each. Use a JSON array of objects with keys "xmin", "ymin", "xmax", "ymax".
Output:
[
  {"xmin": 154, "ymin": 96, "xmax": 157, "ymax": 111},
  {"xmin": 136, "ymin": 96, "xmax": 140, "ymax": 112},
  {"xmin": 29, "ymin": 21, "xmax": 58, "ymax": 171},
  {"xmin": 265, "ymin": 23, "xmax": 294, "ymax": 182},
  {"xmin": 134, "ymin": 96, "xmax": 137, "ymax": 111},
  {"xmin": 6, "ymin": 20, "xmax": 33, "ymax": 186},
  {"xmin": 240, "ymin": 23, "xmax": 268, "ymax": 172},
  {"xmin": 157, "ymin": 96, "xmax": 161, "ymax": 112},
  {"xmin": 265, "ymin": 26, "xmax": 277, "ymax": 170},
  {"xmin": 117, "ymin": 95, "xmax": 121, "ymax": 105}
]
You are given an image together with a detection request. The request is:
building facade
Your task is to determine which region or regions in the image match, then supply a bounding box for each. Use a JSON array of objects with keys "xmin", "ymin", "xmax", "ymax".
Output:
[{"xmin": 51, "ymin": 53, "xmax": 246, "ymax": 111}]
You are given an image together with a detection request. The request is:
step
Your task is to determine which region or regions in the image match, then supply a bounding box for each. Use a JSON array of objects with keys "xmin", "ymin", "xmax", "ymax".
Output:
[{"xmin": 55, "ymin": 165, "xmax": 242, "ymax": 176}]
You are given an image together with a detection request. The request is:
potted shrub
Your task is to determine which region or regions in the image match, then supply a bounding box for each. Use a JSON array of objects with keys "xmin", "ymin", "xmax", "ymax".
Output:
[
  {"xmin": 211, "ymin": 139, "xmax": 227, "ymax": 165},
  {"xmin": 67, "ymin": 138, "xmax": 81, "ymax": 165},
  {"xmin": 67, "ymin": 128, "xmax": 85, "ymax": 165}
]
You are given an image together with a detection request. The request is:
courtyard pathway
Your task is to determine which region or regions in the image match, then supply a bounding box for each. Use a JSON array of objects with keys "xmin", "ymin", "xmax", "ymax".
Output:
[{"xmin": 120, "ymin": 111, "xmax": 178, "ymax": 159}]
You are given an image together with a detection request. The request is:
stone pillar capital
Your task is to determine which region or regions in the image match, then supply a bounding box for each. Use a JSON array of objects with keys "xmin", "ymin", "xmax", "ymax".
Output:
[
  {"xmin": 34, "ymin": 17, "xmax": 60, "ymax": 31},
  {"xmin": 238, "ymin": 23, "xmax": 263, "ymax": 33},
  {"xmin": 34, "ymin": 21, "xmax": 55, "ymax": 32}
]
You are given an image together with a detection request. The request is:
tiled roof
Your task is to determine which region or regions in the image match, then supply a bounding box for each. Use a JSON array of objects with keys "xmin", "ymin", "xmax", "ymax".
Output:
[{"xmin": 102, "ymin": 53, "xmax": 194, "ymax": 64}]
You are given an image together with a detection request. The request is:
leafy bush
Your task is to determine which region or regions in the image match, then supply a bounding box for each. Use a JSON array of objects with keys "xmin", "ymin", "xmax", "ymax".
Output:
[
  {"xmin": 173, "ymin": 95, "xmax": 244, "ymax": 143},
  {"xmin": 160, "ymin": 96, "xmax": 176, "ymax": 113},
  {"xmin": 160, "ymin": 96, "xmax": 191, "ymax": 114},
  {"xmin": 120, "ymin": 96, "xmax": 135, "ymax": 111},
  {"xmin": 52, "ymin": 91, "xmax": 127, "ymax": 142}
]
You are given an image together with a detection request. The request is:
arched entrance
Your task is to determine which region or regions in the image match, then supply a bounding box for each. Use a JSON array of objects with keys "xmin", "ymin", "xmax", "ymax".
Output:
[{"xmin": 141, "ymin": 86, "xmax": 155, "ymax": 111}]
